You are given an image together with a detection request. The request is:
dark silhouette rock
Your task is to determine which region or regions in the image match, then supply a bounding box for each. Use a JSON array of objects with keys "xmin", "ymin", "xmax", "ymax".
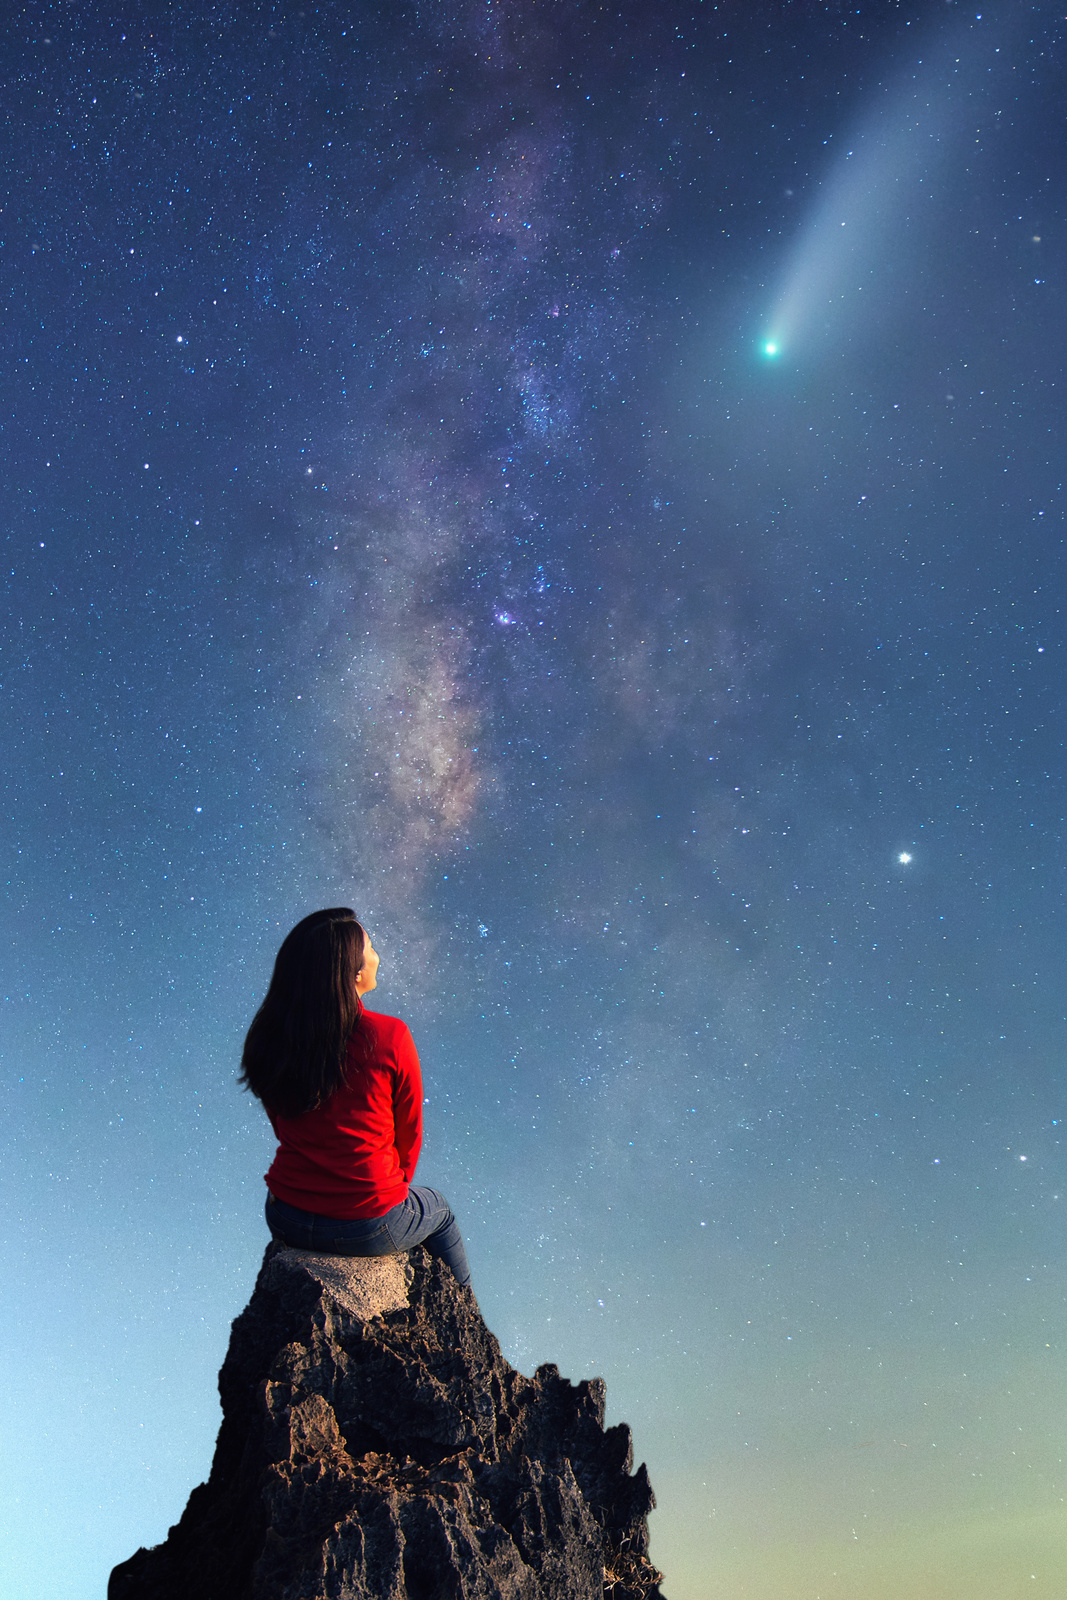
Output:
[{"xmin": 109, "ymin": 1243, "xmax": 665, "ymax": 1599}]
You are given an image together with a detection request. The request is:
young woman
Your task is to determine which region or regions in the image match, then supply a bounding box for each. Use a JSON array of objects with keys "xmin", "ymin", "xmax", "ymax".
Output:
[{"xmin": 239, "ymin": 907, "xmax": 471, "ymax": 1287}]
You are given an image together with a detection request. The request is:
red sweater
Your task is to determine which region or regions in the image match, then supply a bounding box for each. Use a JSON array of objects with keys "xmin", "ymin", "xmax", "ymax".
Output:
[{"xmin": 264, "ymin": 1009, "xmax": 423, "ymax": 1219}]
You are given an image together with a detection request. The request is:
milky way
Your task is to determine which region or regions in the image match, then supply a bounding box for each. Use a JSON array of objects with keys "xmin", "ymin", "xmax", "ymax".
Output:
[{"xmin": 4, "ymin": 5, "xmax": 1067, "ymax": 1597}]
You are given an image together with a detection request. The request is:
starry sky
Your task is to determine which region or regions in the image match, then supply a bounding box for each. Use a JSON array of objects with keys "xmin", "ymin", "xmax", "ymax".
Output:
[{"xmin": 4, "ymin": 3, "xmax": 1066, "ymax": 1596}]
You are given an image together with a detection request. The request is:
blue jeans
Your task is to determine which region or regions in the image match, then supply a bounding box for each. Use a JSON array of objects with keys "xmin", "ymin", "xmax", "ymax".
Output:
[{"xmin": 265, "ymin": 1186, "xmax": 471, "ymax": 1288}]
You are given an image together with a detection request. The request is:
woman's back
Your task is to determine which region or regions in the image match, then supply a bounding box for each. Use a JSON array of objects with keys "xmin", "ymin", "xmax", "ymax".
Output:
[{"xmin": 264, "ymin": 1010, "xmax": 423, "ymax": 1220}]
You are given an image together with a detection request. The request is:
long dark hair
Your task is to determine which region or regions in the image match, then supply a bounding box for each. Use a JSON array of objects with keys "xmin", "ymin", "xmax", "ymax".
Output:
[{"xmin": 239, "ymin": 908, "xmax": 367, "ymax": 1118}]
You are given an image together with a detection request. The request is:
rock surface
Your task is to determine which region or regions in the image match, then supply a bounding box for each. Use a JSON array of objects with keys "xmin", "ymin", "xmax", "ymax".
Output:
[{"xmin": 109, "ymin": 1243, "xmax": 665, "ymax": 1599}]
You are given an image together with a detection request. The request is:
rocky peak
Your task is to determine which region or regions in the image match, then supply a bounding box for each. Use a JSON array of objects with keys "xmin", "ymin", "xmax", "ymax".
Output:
[{"xmin": 109, "ymin": 1243, "xmax": 665, "ymax": 1599}]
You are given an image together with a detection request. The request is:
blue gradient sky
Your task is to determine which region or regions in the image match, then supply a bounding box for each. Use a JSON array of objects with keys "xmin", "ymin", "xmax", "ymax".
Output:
[{"xmin": 3, "ymin": 4, "xmax": 1066, "ymax": 1596}]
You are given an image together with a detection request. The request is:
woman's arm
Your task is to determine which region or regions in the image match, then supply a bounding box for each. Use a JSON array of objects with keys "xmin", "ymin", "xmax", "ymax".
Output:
[{"xmin": 393, "ymin": 1025, "xmax": 424, "ymax": 1183}]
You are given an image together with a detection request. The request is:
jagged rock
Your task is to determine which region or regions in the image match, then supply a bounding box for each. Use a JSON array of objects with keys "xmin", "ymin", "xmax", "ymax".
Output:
[{"xmin": 109, "ymin": 1243, "xmax": 665, "ymax": 1600}]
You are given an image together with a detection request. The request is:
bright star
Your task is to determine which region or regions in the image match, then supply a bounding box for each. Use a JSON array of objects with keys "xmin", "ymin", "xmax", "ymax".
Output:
[{"xmin": 898, "ymin": 852, "xmax": 912, "ymax": 864}]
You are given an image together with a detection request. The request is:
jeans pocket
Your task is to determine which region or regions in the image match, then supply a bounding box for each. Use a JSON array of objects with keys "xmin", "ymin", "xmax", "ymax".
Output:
[{"xmin": 317, "ymin": 1221, "xmax": 395, "ymax": 1257}]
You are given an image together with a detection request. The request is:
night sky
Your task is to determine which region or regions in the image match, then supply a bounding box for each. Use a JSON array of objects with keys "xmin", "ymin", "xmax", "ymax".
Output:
[{"xmin": 4, "ymin": 3, "xmax": 1067, "ymax": 1596}]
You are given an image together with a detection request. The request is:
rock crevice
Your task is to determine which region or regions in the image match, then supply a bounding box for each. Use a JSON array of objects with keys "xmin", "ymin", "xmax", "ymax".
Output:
[{"xmin": 110, "ymin": 1244, "xmax": 665, "ymax": 1599}]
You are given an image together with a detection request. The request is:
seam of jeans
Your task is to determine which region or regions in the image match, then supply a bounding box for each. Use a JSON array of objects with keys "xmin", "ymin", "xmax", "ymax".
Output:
[
  {"xmin": 321, "ymin": 1222, "xmax": 390, "ymax": 1247},
  {"xmin": 359, "ymin": 1223, "xmax": 390, "ymax": 1245}
]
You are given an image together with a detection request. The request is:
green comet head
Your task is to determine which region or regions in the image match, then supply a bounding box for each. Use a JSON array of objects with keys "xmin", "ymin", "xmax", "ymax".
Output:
[{"xmin": 761, "ymin": 339, "xmax": 780, "ymax": 359}]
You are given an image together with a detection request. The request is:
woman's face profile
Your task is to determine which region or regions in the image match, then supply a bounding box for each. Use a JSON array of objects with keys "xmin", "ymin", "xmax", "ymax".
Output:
[{"xmin": 355, "ymin": 935, "xmax": 380, "ymax": 996}]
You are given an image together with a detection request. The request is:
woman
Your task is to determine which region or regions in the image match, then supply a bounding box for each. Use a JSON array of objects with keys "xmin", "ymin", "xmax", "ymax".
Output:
[{"xmin": 239, "ymin": 907, "xmax": 471, "ymax": 1287}]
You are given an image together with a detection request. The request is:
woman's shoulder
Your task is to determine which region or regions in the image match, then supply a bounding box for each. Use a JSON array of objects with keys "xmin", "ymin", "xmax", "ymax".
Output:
[
  {"xmin": 352, "ymin": 1008, "xmax": 418, "ymax": 1074},
  {"xmin": 357, "ymin": 1007, "xmax": 414, "ymax": 1046}
]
